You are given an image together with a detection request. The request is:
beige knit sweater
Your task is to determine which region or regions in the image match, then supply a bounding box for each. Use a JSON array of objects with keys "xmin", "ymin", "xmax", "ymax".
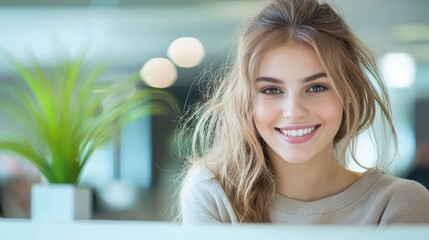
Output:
[{"xmin": 180, "ymin": 166, "xmax": 429, "ymax": 225}]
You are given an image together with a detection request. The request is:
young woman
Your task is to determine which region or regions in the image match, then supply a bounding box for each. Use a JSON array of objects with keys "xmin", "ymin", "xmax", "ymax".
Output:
[{"xmin": 178, "ymin": 0, "xmax": 429, "ymax": 224}]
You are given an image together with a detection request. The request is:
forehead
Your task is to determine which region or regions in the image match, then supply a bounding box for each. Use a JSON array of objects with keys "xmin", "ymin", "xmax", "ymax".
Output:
[{"xmin": 257, "ymin": 42, "xmax": 326, "ymax": 81}]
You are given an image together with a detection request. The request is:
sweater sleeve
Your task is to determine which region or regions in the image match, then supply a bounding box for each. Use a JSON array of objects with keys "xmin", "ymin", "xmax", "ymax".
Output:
[
  {"xmin": 380, "ymin": 180, "xmax": 429, "ymax": 225},
  {"xmin": 180, "ymin": 166, "xmax": 238, "ymax": 224}
]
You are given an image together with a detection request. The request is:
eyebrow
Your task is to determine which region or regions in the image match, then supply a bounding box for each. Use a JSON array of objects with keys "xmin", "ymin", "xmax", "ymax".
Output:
[{"xmin": 256, "ymin": 72, "xmax": 327, "ymax": 84}]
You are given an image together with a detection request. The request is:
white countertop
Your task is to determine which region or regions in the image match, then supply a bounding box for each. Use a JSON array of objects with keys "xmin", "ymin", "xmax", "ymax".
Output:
[{"xmin": 1, "ymin": 219, "xmax": 428, "ymax": 240}]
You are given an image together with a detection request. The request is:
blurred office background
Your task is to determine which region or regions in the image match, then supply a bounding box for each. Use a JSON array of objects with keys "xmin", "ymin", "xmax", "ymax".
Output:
[{"xmin": 0, "ymin": 0, "xmax": 428, "ymax": 220}]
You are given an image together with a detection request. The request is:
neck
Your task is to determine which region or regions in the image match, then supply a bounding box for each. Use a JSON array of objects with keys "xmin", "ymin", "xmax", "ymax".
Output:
[{"xmin": 271, "ymin": 152, "xmax": 359, "ymax": 202}]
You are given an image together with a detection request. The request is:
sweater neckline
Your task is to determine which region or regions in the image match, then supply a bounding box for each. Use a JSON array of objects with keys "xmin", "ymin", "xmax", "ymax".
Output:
[{"xmin": 271, "ymin": 168, "xmax": 381, "ymax": 214}]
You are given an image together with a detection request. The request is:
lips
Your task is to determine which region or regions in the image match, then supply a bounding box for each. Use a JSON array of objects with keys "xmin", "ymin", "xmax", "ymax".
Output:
[{"xmin": 275, "ymin": 124, "xmax": 320, "ymax": 144}]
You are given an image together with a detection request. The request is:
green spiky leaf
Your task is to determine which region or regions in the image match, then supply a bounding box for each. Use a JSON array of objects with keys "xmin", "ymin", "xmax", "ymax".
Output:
[{"xmin": 0, "ymin": 52, "xmax": 177, "ymax": 184}]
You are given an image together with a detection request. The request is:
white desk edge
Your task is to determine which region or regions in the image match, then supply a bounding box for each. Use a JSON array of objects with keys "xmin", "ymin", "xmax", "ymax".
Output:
[{"xmin": 0, "ymin": 219, "xmax": 428, "ymax": 240}]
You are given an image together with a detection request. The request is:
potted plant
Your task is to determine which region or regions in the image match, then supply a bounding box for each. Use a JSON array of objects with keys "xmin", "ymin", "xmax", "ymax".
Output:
[{"xmin": 0, "ymin": 52, "xmax": 176, "ymax": 221}]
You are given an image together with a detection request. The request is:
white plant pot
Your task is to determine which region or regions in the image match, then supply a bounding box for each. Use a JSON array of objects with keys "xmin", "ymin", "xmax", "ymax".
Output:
[{"xmin": 31, "ymin": 184, "xmax": 92, "ymax": 221}]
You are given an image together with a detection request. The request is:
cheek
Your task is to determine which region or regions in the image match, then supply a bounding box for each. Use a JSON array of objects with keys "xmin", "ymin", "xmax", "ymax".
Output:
[
  {"xmin": 253, "ymin": 100, "xmax": 277, "ymax": 128},
  {"xmin": 318, "ymin": 99, "xmax": 343, "ymax": 128}
]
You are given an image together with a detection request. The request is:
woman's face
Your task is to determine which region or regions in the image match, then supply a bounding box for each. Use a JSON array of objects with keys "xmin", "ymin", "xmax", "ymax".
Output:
[{"xmin": 253, "ymin": 42, "xmax": 343, "ymax": 165}]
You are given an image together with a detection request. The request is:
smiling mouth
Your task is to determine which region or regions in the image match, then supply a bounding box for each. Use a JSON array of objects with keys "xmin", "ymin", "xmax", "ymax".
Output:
[{"xmin": 275, "ymin": 124, "xmax": 321, "ymax": 139}]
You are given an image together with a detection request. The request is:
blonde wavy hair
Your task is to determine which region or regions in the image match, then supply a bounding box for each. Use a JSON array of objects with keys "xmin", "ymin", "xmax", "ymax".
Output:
[{"xmin": 178, "ymin": 0, "xmax": 397, "ymax": 223}]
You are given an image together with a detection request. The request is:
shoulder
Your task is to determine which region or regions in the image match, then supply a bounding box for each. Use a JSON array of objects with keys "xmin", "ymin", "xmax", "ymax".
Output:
[
  {"xmin": 375, "ymin": 173, "xmax": 429, "ymax": 201},
  {"xmin": 374, "ymin": 173, "xmax": 429, "ymax": 224},
  {"xmin": 182, "ymin": 164, "xmax": 217, "ymax": 189},
  {"xmin": 180, "ymin": 164, "xmax": 237, "ymax": 224},
  {"xmin": 181, "ymin": 164, "xmax": 224, "ymax": 202}
]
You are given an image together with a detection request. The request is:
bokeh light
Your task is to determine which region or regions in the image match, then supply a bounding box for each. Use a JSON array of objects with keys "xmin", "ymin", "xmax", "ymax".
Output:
[
  {"xmin": 140, "ymin": 58, "xmax": 177, "ymax": 88},
  {"xmin": 167, "ymin": 37, "xmax": 205, "ymax": 68},
  {"xmin": 380, "ymin": 53, "xmax": 416, "ymax": 88}
]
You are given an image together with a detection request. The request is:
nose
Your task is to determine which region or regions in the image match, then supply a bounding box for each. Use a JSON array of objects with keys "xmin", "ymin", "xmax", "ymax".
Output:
[{"xmin": 283, "ymin": 93, "xmax": 309, "ymax": 119}]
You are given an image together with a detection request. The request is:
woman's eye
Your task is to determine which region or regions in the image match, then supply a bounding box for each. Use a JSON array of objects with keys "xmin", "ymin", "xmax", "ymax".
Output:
[
  {"xmin": 261, "ymin": 87, "xmax": 282, "ymax": 94},
  {"xmin": 307, "ymin": 84, "xmax": 327, "ymax": 93}
]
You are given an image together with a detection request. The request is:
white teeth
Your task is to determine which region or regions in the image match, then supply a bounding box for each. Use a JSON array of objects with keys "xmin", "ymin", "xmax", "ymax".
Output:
[{"xmin": 281, "ymin": 127, "xmax": 316, "ymax": 137}]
